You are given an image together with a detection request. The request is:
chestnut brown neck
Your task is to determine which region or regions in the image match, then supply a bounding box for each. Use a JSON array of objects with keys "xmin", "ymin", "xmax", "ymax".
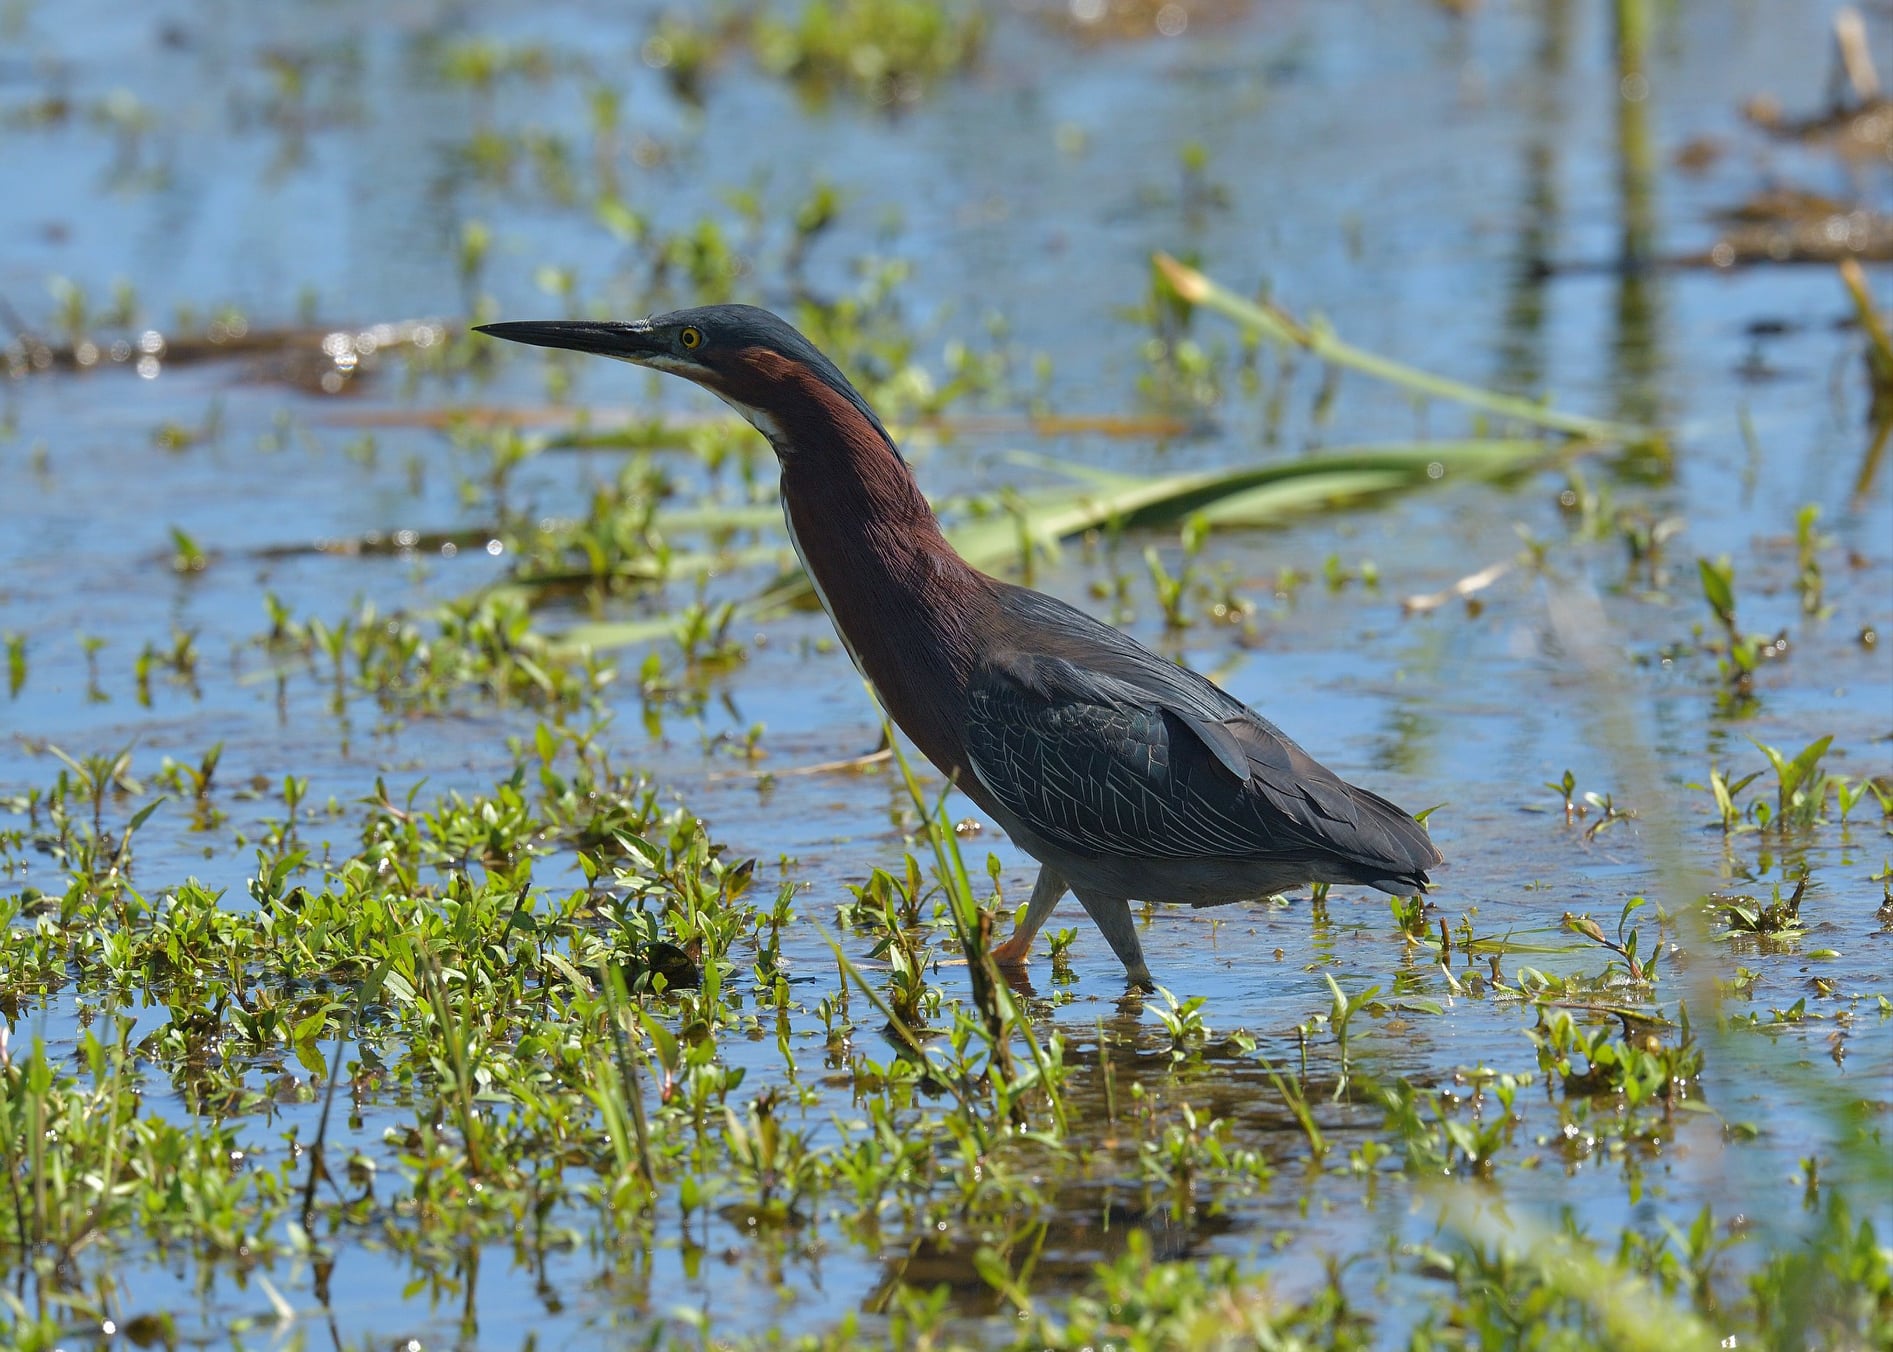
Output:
[{"xmin": 766, "ymin": 372, "xmax": 994, "ymax": 786}]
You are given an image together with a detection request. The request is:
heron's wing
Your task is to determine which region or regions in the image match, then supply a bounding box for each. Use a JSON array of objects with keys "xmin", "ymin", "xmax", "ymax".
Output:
[{"xmin": 963, "ymin": 586, "xmax": 1436, "ymax": 877}]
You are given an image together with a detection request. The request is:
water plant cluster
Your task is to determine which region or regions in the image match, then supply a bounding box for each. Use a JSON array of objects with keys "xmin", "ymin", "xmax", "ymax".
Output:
[{"xmin": 5, "ymin": 689, "xmax": 1888, "ymax": 1347}]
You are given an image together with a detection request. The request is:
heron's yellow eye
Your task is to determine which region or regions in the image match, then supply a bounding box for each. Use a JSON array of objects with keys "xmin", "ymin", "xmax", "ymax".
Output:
[{"xmin": 679, "ymin": 327, "xmax": 703, "ymax": 350}]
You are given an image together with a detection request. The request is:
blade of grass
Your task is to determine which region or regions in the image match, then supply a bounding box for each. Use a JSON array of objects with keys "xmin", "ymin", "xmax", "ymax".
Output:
[
  {"xmin": 597, "ymin": 961, "xmax": 656, "ymax": 1189},
  {"xmin": 881, "ymin": 721, "xmax": 1069, "ymax": 1135},
  {"xmin": 1257, "ymin": 1052, "xmax": 1327, "ymax": 1159},
  {"xmin": 946, "ymin": 440, "xmax": 1556, "ymax": 567},
  {"xmin": 1154, "ymin": 253, "xmax": 1655, "ymax": 445}
]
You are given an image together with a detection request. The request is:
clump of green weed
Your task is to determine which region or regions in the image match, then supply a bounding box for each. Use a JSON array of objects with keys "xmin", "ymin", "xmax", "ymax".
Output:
[
  {"xmin": 1527, "ymin": 1007, "xmax": 1701, "ymax": 1107},
  {"xmin": 752, "ymin": 0, "xmax": 985, "ymax": 107}
]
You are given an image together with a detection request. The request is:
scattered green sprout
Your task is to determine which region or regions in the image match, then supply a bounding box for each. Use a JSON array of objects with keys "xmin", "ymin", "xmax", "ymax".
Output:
[
  {"xmin": 166, "ymin": 522, "xmax": 205, "ymax": 571},
  {"xmin": 1527, "ymin": 1006, "xmax": 1701, "ymax": 1107},
  {"xmin": 1547, "ymin": 768, "xmax": 1578, "ymax": 819},
  {"xmin": 1720, "ymin": 873, "xmax": 1809, "ymax": 937},
  {"xmin": 1324, "ymin": 974, "xmax": 1384, "ymax": 1099},
  {"xmin": 1698, "ymin": 762, "xmax": 1764, "ymax": 832},
  {"xmin": 751, "ymin": 0, "xmax": 986, "ymax": 107},
  {"xmin": 1794, "ymin": 503, "xmax": 1830, "ymax": 615},
  {"xmin": 1752, "ymin": 734, "xmax": 1834, "ymax": 829},
  {"xmin": 1697, "ymin": 555, "xmax": 1783, "ymax": 701},
  {"xmin": 1563, "ymin": 897, "xmax": 1661, "ymax": 983},
  {"xmin": 1150, "ymin": 986, "xmax": 1210, "ymax": 1061},
  {"xmin": 1143, "ymin": 545, "xmax": 1194, "ymax": 629}
]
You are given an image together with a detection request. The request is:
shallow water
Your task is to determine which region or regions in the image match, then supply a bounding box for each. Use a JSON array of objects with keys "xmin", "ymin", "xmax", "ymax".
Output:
[{"xmin": 3, "ymin": 0, "xmax": 1890, "ymax": 1346}]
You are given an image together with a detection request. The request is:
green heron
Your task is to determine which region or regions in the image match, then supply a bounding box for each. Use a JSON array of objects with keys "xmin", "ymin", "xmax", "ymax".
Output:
[{"xmin": 476, "ymin": 306, "xmax": 1441, "ymax": 987}]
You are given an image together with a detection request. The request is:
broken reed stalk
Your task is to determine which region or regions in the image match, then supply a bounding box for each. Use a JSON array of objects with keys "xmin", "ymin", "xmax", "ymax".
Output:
[
  {"xmin": 1831, "ymin": 7, "xmax": 1880, "ymax": 105},
  {"xmin": 1839, "ymin": 257, "xmax": 1893, "ymax": 500},
  {"xmin": 1854, "ymin": 415, "xmax": 1890, "ymax": 502},
  {"xmin": 1838, "ymin": 257, "xmax": 1893, "ymax": 394}
]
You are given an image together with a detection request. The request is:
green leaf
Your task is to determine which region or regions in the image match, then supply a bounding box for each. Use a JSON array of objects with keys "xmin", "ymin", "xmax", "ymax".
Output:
[
  {"xmin": 1785, "ymin": 735, "xmax": 1834, "ymax": 796},
  {"xmin": 358, "ymin": 954, "xmax": 395, "ymax": 1006},
  {"xmin": 127, "ymin": 795, "xmax": 169, "ymax": 833},
  {"xmin": 291, "ymin": 1008, "xmax": 331, "ymax": 1045},
  {"xmin": 1697, "ymin": 558, "xmax": 1735, "ymax": 625}
]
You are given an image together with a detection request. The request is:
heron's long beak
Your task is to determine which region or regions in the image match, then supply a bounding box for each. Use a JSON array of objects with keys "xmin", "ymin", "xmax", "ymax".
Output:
[{"xmin": 473, "ymin": 319, "xmax": 665, "ymax": 362}]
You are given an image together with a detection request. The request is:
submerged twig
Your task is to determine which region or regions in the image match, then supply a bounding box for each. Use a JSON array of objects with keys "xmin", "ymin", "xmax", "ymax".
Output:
[
  {"xmin": 1401, "ymin": 559, "xmax": 1513, "ymax": 615},
  {"xmin": 706, "ymin": 745, "xmax": 892, "ymax": 782}
]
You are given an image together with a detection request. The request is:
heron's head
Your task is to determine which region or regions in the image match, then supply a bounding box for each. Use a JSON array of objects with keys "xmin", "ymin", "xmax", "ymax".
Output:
[{"xmin": 475, "ymin": 304, "xmax": 893, "ymax": 456}]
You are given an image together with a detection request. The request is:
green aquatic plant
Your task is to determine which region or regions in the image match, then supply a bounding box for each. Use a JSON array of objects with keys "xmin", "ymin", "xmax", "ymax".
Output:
[
  {"xmin": 1142, "ymin": 543, "xmax": 1194, "ymax": 630},
  {"xmin": 1149, "ymin": 986, "xmax": 1210, "ymax": 1062},
  {"xmin": 1562, "ymin": 897, "xmax": 1662, "ymax": 984},
  {"xmin": 884, "ymin": 730, "xmax": 1070, "ymax": 1133},
  {"xmin": 1794, "ymin": 503, "xmax": 1830, "ymax": 616},
  {"xmin": 1323, "ymin": 974, "xmax": 1384, "ymax": 1098},
  {"xmin": 1544, "ymin": 767, "xmax": 1579, "ymax": 820},
  {"xmin": 1752, "ymin": 734, "xmax": 1834, "ymax": 830},
  {"xmin": 752, "ymin": 0, "xmax": 986, "ymax": 107},
  {"xmin": 1696, "ymin": 555, "xmax": 1784, "ymax": 701},
  {"xmin": 1526, "ymin": 1007, "xmax": 1700, "ymax": 1107},
  {"xmin": 1719, "ymin": 873, "xmax": 1809, "ymax": 938},
  {"xmin": 1697, "ymin": 762, "xmax": 1764, "ymax": 833},
  {"xmin": 132, "ymin": 626, "xmax": 201, "ymax": 707}
]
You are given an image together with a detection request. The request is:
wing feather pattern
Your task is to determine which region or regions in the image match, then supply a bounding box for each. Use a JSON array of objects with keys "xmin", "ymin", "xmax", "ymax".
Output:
[{"xmin": 964, "ymin": 587, "xmax": 1438, "ymax": 886}]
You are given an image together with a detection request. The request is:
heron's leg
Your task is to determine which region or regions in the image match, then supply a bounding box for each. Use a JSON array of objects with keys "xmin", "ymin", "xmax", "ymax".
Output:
[
  {"xmin": 991, "ymin": 865, "xmax": 1067, "ymax": 965},
  {"xmin": 1073, "ymin": 889, "xmax": 1153, "ymax": 990}
]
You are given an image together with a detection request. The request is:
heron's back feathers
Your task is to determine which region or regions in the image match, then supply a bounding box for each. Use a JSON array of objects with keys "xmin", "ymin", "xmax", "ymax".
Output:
[{"xmin": 963, "ymin": 585, "xmax": 1440, "ymax": 895}]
